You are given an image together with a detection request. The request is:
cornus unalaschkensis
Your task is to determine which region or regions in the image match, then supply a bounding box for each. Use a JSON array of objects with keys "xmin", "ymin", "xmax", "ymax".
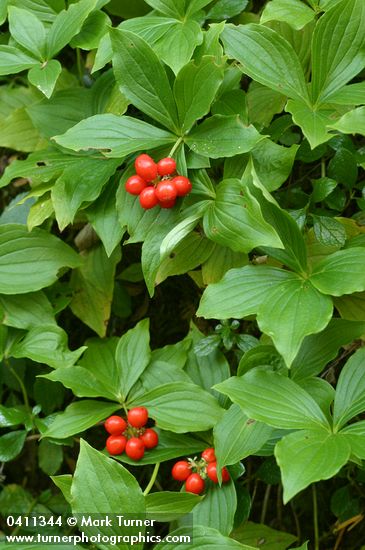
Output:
[{"xmin": 124, "ymin": 154, "xmax": 192, "ymax": 210}]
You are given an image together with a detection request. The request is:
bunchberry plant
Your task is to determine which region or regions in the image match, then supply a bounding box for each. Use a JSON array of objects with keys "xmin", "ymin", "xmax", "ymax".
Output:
[{"xmin": 0, "ymin": 0, "xmax": 364, "ymax": 548}]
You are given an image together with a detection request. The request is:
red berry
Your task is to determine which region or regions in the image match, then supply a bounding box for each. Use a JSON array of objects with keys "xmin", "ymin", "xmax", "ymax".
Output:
[
  {"xmin": 157, "ymin": 157, "xmax": 176, "ymax": 176},
  {"xmin": 185, "ymin": 473, "xmax": 205, "ymax": 494},
  {"xmin": 128, "ymin": 407, "xmax": 149, "ymax": 428},
  {"xmin": 155, "ymin": 180, "xmax": 177, "ymax": 202},
  {"xmin": 172, "ymin": 461, "xmax": 191, "ymax": 481},
  {"xmin": 125, "ymin": 175, "xmax": 147, "ymax": 195},
  {"xmin": 201, "ymin": 448, "xmax": 216, "ymax": 463},
  {"xmin": 140, "ymin": 428, "xmax": 159, "ymax": 449},
  {"xmin": 106, "ymin": 435, "xmax": 127, "ymax": 455},
  {"xmin": 125, "ymin": 437, "xmax": 145, "ymax": 461},
  {"xmin": 135, "ymin": 154, "xmax": 158, "ymax": 182},
  {"xmin": 139, "ymin": 187, "xmax": 158, "ymax": 209},
  {"xmin": 159, "ymin": 198, "xmax": 175, "ymax": 209},
  {"xmin": 206, "ymin": 462, "xmax": 230, "ymax": 483},
  {"xmin": 104, "ymin": 416, "xmax": 127, "ymax": 435},
  {"xmin": 172, "ymin": 176, "xmax": 192, "ymax": 197}
]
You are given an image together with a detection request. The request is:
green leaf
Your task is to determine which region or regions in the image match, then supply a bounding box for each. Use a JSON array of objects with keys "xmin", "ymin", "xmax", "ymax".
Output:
[
  {"xmin": 129, "ymin": 382, "xmax": 223, "ymax": 433},
  {"xmin": 208, "ymin": 0, "xmax": 249, "ymax": 20},
  {"xmin": 0, "ymin": 406, "xmax": 28, "ymax": 428},
  {"xmin": 203, "ymin": 179, "xmax": 283, "ymax": 252},
  {"xmin": 10, "ymin": 325, "xmax": 86, "ymax": 369},
  {"xmin": 51, "ymin": 157, "xmax": 120, "ymax": 231},
  {"xmin": 310, "ymin": 247, "xmax": 365, "ymax": 296},
  {"xmin": 275, "ymin": 429, "xmax": 351, "ymax": 502},
  {"xmin": 40, "ymin": 366, "xmax": 117, "ymax": 401},
  {"xmin": 8, "ymin": 6, "xmax": 46, "ymax": 59},
  {"xmin": 250, "ymin": 186, "xmax": 308, "ymax": 273},
  {"xmin": 328, "ymin": 148, "xmax": 358, "ymax": 188},
  {"xmin": 144, "ymin": 0, "xmax": 212, "ymax": 18},
  {"xmin": 214, "ymin": 404, "xmax": 273, "ymax": 467},
  {"xmin": 131, "ymin": 359, "xmax": 176, "ymax": 392},
  {"xmin": 71, "ymin": 440, "xmax": 145, "ymax": 549},
  {"xmin": 291, "ymin": 319, "xmax": 365, "ymax": 380},
  {"xmin": 87, "ymin": 179, "xmax": 125, "ymax": 257},
  {"xmin": 0, "ymin": 431, "xmax": 27, "ymax": 462},
  {"xmin": 28, "ymin": 60, "xmax": 62, "ymax": 99},
  {"xmin": 328, "ymin": 107, "xmax": 365, "ymax": 136},
  {"xmin": 324, "ymin": 82, "xmax": 365, "ymax": 105},
  {"xmin": 340, "ymin": 421, "xmax": 365, "ymax": 460},
  {"xmin": 185, "ymin": 337, "xmax": 230, "ymax": 405},
  {"xmin": 312, "ymin": 215, "xmax": 346, "ymax": 247},
  {"xmin": 144, "ymin": 0, "xmax": 185, "ymax": 18},
  {"xmin": 163, "ymin": 22, "xmax": 203, "ymax": 76},
  {"xmin": 232, "ymin": 521, "xmax": 297, "ymax": 550},
  {"xmin": 0, "ymin": 291, "xmax": 56, "ymax": 329},
  {"xmin": 38, "ymin": 439, "xmax": 63, "ymax": 475},
  {"xmin": 0, "ymin": 46, "xmax": 37, "ymax": 75},
  {"xmin": 212, "ymin": 89, "xmax": 248, "ymax": 121},
  {"xmin": 250, "ymin": 140, "xmax": 299, "ymax": 192},
  {"xmin": 114, "ymin": 429, "xmax": 206, "ymax": 465},
  {"xmin": 27, "ymin": 89, "xmax": 94, "ymax": 139},
  {"xmin": 285, "ymin": 100, "xmax": 333, "ymax": 149},
  {"xmin": 42, "ymin": 401, "xmax": 120, "ymax": 439},
  {"xmin": 333, "ymin": 348, "xmax": 365, "ymax": 429},
  {"xmin": 311, "ymin": 0, "xmax": 365, "ymax": 104},
  {"xmin": 247, "ymin": 82, "xmax": 286, "ymax": 127},
  {"xmin": 202, "ymin": 244, "xmax": 248, "ymax": 285},
  {"xmin": 155, "ymin": 525, "xmax": 256, "ymax": 550},
  {"xmin": 0, "ymin": 225, "xmax": 80, "ymax": 294},
  {"xmin": 70, "ymin": 245, "xmax": 121, "ymax": 337},
  {"xmin": 53, "ymin": 114, "xmax": 175, "ymax": 157},
  {"xmin": 174, "ymin": 56, "xmax": 224, "ymax": 132},
  {"xmin": 215, "ymin": 371, "xmax": 330, "ymax": 430},
  {"xmin": 111, "ymin": 28, "xmax": 179, "ymax": 132},
  {"xmin": 178, "ymin": 480, "xmax": 237, "ymax": 536},
  {"xmin": 185, "ymin": 115, "xmax": 264, "ymax": 158},
  {"xmin": 156, "ymin": 232, "xmax": 215, "ymax": 286},
  {"xmin": 147, "ymin": 18, "xmax": 204, "ymax": 75},
  {"xmin": 311, "ymin": 177, "xmax": 337, "ymax": 202},
  {"xmin": 160, "ymin": 213, "xmax": 203, "ymax": 261},
  {"xmin": 115, "ymin": 319, "xmax": 151, "ymax": 400},
  {"xmin": 70, "ymin": 10, "xmax": 111, "ymax": 50},
  {"xmin": 222, "ymin": 23, "xmax": 309, "ymax": 102},
  {"xmin": 145, "ymin": 492, "xmax": 202, "ymax": 522},
  {"xmin": 198, "ymin": 265, "xmax": 333, "ymax": 367},
  {"xmin": 261, "ymin": 0, "xmax": 315, "ymax": 30},
  {"xmin": 0, "ymin": 107, "xmax": 44, "ymax": 153},
  {"xmin": 51, "ymin": 474, "xmax": 73, "ymax": 504},
  {"xmin": 47, "ymin": 0, "xmax": 98, "ymax": 58}
]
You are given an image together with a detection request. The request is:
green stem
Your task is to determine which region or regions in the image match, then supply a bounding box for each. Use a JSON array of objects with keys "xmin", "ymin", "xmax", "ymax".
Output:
[
  {"xmin": 321, "ymin": 158, "xmax": 326, "ymax": 178},
  {"xmin": 312, "ymin": 484, "xmax": 319, "ymax": 550},
  {"xmin": 7, "ymin": 362, "xmax": 30, "ymax": 411},
  {"xmin": 143, "ymin": 462, "xmax": 160, "ymax": 496},
  {"xmin": 260, "ymin": 484, "xmax": 271, "ymax": 525},
  {"xmin": 76, "ymin": 48, "xmax": 83, "ymax": 84},
  {"xmin": 168, "ymin": 137, "xmax": 183, "ymax": 158}
]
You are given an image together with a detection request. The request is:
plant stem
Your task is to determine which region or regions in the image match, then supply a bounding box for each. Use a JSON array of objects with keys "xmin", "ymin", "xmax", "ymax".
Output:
[
  {"xmin": 7, "ymin": 362, "xmax": 30, "ymax": 411},
  {"xmin": 312, "ymin": 484, "xmax": 319, "ymax": 550},
  {"xmin": 143, "ymin": 462, "xmax": 160, "ymax": 496},
  {"xmin": 321, "ymin": 158, "xmax": 326, "ymax": 178},
  {"xmin": 260, "ymin": 484, "xmax": 271, "ymax": 524},
  {"xmin": 76, "ymin": 48, "xmax": 83, "ymax": 84},
  {"xmin": 168, "ymin": 137, "xmax": 183, "ymax": 158}
]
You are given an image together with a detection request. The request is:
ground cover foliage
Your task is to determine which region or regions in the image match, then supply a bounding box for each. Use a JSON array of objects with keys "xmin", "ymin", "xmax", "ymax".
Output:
[{"xmin": 0, "ymin": 0, "xmax": 365, "ymax": 548}]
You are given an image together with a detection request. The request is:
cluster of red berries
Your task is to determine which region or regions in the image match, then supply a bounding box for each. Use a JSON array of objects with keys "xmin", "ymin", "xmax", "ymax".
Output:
[
  {"xmin": 125, "ymin": 154, "xmax": 192, "ymax": 210},
  {"xmin": 171, "ymin": 448, "xmax": 230, "ymax": 495},
  {"xmin": 104, "ymin": 407, "xmax": 158, "ymax": 461}
]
